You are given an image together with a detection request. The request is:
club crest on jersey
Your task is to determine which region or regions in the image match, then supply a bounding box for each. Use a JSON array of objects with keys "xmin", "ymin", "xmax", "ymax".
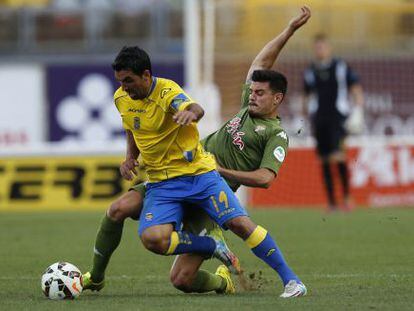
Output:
[
  {"xmin": 273, "ymin": 146, "xmax": 286, "ymax": 162},
  {"xmin": 145, "ymin": 213, "xmax": 153, "ymax": 221},
  {"xmin": 134, "ymin": 116, "xmax": 140, "ymax": 130},
  {"xmin": 160, "ymin": 88, "xmax": 172, "ymax": 99},
  {"xmin": 226, "ymin": 117, "xmax": 245, "ymax": 150}
]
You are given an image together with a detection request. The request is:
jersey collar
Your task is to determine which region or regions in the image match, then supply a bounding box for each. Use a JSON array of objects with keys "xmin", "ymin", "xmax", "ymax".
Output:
[{"xmin": 146, "ymin": 76, "xmax": 157, "ymax": 98}]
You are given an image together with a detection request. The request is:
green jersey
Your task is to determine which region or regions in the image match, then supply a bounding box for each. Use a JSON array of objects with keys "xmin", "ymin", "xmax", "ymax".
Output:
[{"xmin": 201, "ymin": 84, "xmax": 289, "ymax": 191}]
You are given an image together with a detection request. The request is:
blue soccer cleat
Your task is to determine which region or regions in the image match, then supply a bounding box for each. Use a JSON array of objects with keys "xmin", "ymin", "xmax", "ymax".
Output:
[{"xmin": 209, "ymin": 227, "xmax": 242, "ymax": 275}]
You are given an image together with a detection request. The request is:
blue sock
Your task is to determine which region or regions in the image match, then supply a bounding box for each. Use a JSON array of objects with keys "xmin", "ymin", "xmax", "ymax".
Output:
[
  {"xmin": 246, "ymin": 226, "xmax": 300, "ymax": 286},
  {"xmin": 166, "ymin": 231, "xmax": 216, "ymax": 256}
]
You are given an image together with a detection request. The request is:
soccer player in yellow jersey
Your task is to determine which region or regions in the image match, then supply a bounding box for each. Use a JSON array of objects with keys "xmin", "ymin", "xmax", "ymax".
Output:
[
  {"xmin": 101, "ymin": 39, "xmax": 308, "ymax": 296},
  {"xmin": 112, "ymin": 47, "xmax": 244, "ymax": 266},
  {"xmin": 86, "ymin": 47, "xmax": 245, "ymax": 294}
]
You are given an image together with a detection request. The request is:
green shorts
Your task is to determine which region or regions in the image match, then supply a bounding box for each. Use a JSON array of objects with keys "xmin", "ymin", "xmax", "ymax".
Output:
[{"xmin": 130, "ymin": 182, "xmax": 219, "ymax": 235}]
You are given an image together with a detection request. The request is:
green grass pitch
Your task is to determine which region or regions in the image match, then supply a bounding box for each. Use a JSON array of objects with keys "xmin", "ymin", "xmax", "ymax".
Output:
[{"xmin": 1, "ymin": 208, "xmax": 413, "ymax": 310}]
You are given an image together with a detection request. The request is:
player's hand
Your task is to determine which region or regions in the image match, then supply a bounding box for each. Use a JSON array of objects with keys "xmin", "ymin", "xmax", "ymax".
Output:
[
  {"xmin": 288, "ymin": 5, "xmax": 311, "ymax": 32},
  {"xmin": 173, "ymin": 110, "xmax": 198, "ymax": 126},
  {"xmin": 120, "ymin": 158, "xmax": 139, "ymax": 181}
]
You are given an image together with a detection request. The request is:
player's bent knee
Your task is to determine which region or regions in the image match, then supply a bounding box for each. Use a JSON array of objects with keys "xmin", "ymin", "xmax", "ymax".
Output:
[
  {"xmin": 170, "ymin": 270, "xmax": 194, "ymax": 293},
  {"xmin": 108, "ymin": 195, "xmax": 140, "ymax": 222},
  {"xmin": 107, "ymin": 200, "xmax": 128, "ymax": 222},
  {"xmin": 140, "ymin": 229, "xmax": 171, "ymax": 255}
]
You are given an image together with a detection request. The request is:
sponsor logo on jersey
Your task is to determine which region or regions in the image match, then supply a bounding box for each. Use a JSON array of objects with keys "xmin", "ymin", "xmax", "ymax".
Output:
[
  {"xmin": 273, "ymin": 146, "xmax": 286, "ymax": 162},
  {"xmin": 254, "ymin": 125, "xmax": 266, "ymax": 132},
  {"xmin": 226, "ymin": 117, "xmax": 245, "ymax": 150},
  {"xmin": 277, "ymin": 131, "xmax": 288, "ymax": 140},
  {"xmin": 160, "ymin": 88, "xmax": 172, "ymax": 99},
  {"xmin": 128, "ymin": 108, "xmax": 146, "ymax": 113}
]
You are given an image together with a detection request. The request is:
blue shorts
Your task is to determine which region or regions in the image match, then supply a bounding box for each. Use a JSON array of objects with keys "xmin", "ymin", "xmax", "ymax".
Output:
[{"xmin": 138, "ymin": 170, "xmax": 248, "ymax": 236}]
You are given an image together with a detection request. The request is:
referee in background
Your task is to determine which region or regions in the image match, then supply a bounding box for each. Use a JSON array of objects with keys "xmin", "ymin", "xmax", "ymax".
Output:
[{"xmin": 303, "ymin": 33, "xmax": 364, "ymax": 211}]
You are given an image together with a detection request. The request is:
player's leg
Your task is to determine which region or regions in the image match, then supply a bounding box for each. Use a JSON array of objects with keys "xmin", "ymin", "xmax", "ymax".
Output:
[
  {"xmin": 170, "ymin": 254, "xmax": 234, "ymax": 294},
  {"xmin": 194, "ymin": 172, "xmax": 306, "ymax": 297},
  {"xmin": 224, "ymin": 216, "xmax": 306, "ymax": 297},
  {"xmin": 169, "ymin": 208, "xmax": 235, "ymax": 294},
  {"xmin": 84, "ymin": 184, "xmax": 145, "ymax": 291},
  {"xmin": 140, "ymin": 224, "xmax": 218, "ymax": 257},
  {"xmin": 314, "ymin": 120, "xmax": 337, "ymax": 210},
  {"xmin": 330, "ymin": 125, "xmax": 353, "ymax": 210},
  {"xmin": 321, "ymin": 158, "xmax": 335, "ymax": 209}
]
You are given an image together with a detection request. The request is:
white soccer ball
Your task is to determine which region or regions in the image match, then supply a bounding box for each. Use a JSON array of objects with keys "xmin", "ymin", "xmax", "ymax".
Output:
[{"xmin": 41, "ymin": 262, "xmax": 83, "ymax": 300}]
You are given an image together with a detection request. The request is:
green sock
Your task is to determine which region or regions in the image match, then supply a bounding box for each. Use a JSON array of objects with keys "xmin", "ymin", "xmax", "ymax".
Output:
[
  {"xmin": 189, "ymin": 270, "xmax": 226, "ymax": 293},
  {"xmin": 90, "ymin": 214, "xmax": 124, "ymax": 282}
]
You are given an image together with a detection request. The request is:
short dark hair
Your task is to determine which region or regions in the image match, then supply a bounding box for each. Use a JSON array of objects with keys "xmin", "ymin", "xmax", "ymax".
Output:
[
  {"xmin": 252, "ymin": 70, "xmax": 287, "ymax": 95},
  {"xmin": 112, "ymin": 46, "xmax": 152, "ymax": 76}
]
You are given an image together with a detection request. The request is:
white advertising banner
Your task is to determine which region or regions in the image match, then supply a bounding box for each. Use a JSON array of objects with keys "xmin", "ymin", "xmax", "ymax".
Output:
[{"xmin": 0, "ymin": 64, "xmax": 45, "ymax": 147}]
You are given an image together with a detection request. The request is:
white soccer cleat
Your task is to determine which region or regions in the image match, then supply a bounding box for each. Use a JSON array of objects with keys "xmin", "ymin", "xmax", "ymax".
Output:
[{"xmin": 280, "ymin": 280, "xmax": 307, "ymax": 298}]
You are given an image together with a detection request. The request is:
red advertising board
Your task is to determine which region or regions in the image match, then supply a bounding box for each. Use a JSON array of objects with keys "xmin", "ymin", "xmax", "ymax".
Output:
[{"xmin": 249, "ymin": 142, "xmax": 414, "ymax": 208}]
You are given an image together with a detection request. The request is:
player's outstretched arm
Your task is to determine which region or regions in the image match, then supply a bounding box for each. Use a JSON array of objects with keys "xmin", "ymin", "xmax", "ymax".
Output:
[
  {"xmin": 246, "ymin": 5, "xmax": 311, "ymax": 82},
  {"xmin": 120, "ymin": 130, "xmax": 140, "ymax": 181},
  {"xmin": 173, "ymin": 103, "xmax": 205, "ymax": 125},
  {"xmin": 216, "ymin": 166, "xmax": 276, "ymax": 189}
]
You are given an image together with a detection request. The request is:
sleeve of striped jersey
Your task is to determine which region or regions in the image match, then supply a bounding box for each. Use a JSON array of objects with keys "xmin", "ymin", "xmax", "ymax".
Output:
[
  {"xmin": 259, "ymin": 131, "xmax": 289, "ymax": 175},
  {"xmin": 240, "ymin": 83, "xmax": 250, "ymax": 109}
]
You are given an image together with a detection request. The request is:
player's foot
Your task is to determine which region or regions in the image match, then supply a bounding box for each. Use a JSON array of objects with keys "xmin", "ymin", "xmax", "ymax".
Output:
[
  {"xmin": 326, "ymin": 204, "xmax": 338, "ymax": 213},
  {"xmin": 342, "ymin": 196, "xmax": 355, "ymax": 212},
  {"xmin": 215, "ymin": 265, "xmax": 235, "ymax": 294},
  {"xmin": 209, "ymin": 228, "xmax": 242, "ymax": 275},
  {"xmin": 82, "ymin": 272, "xmax": 105, "ymax": 291},
  {"xmin": 280, "ymin": 280, "xmax": 307, "ymax": 298}
]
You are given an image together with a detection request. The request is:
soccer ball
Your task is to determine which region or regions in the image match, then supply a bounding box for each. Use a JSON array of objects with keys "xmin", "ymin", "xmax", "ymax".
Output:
[{"xmin": 41, "ymin": 262, "xmax": 83, "ymax": 300}]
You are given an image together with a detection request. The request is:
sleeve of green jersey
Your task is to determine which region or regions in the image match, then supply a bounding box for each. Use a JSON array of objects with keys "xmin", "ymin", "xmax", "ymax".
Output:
[
  {"xmin": 259, "ymin": 130, "xmax": 289, "ymax": 175},
  {"xmin": 240, "ymin": 83, "xmax": 250, "ymax": 109}
]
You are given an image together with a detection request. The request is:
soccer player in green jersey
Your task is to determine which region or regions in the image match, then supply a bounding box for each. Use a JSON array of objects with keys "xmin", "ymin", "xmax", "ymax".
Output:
[{"xmin": 83, "ymin": 6, "xmax": 311, "ymax": 297}]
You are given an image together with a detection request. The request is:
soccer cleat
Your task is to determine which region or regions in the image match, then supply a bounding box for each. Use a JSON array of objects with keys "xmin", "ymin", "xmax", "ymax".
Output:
[
  {"xmin": 209, "ymin": 227, "xmax": 242, "ymax": 275},
  {"xmin": 82, "ymin": 272, "xmax": 105, "ymax": 292},
  {"xmin": 280, "ymin": 280, "xmax": 307, "ymax": 298},
  {"xmin": 215, "ymin": 265, "xmax": 235, "ymax": 294},
  {"xmin": 342, "ymin": 196, "xmax": 355, "ymax": 212}
]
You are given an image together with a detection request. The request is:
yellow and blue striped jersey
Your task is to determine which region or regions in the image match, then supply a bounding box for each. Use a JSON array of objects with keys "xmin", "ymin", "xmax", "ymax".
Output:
[{"xmin": 114, "ymin": 77, "xmax": 216, "ymax": 182}]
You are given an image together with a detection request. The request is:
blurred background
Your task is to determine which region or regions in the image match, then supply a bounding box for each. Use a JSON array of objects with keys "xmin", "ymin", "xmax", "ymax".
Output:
[{"xmin": 0, "ymin": 0, "xmax": 414, "ymax": 210}]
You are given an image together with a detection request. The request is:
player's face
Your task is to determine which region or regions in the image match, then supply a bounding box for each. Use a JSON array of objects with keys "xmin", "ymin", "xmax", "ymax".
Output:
[
  {"xmin": 314, "ymin": 40, "xmax": 331, "ymax": 61},
  {"xmin": 115, "ymin": 69, "xmax": 151, "ymax": 100},
  {"xmin": 248, "ymin": 82, "xmax": 283, "ymax": 118}
]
